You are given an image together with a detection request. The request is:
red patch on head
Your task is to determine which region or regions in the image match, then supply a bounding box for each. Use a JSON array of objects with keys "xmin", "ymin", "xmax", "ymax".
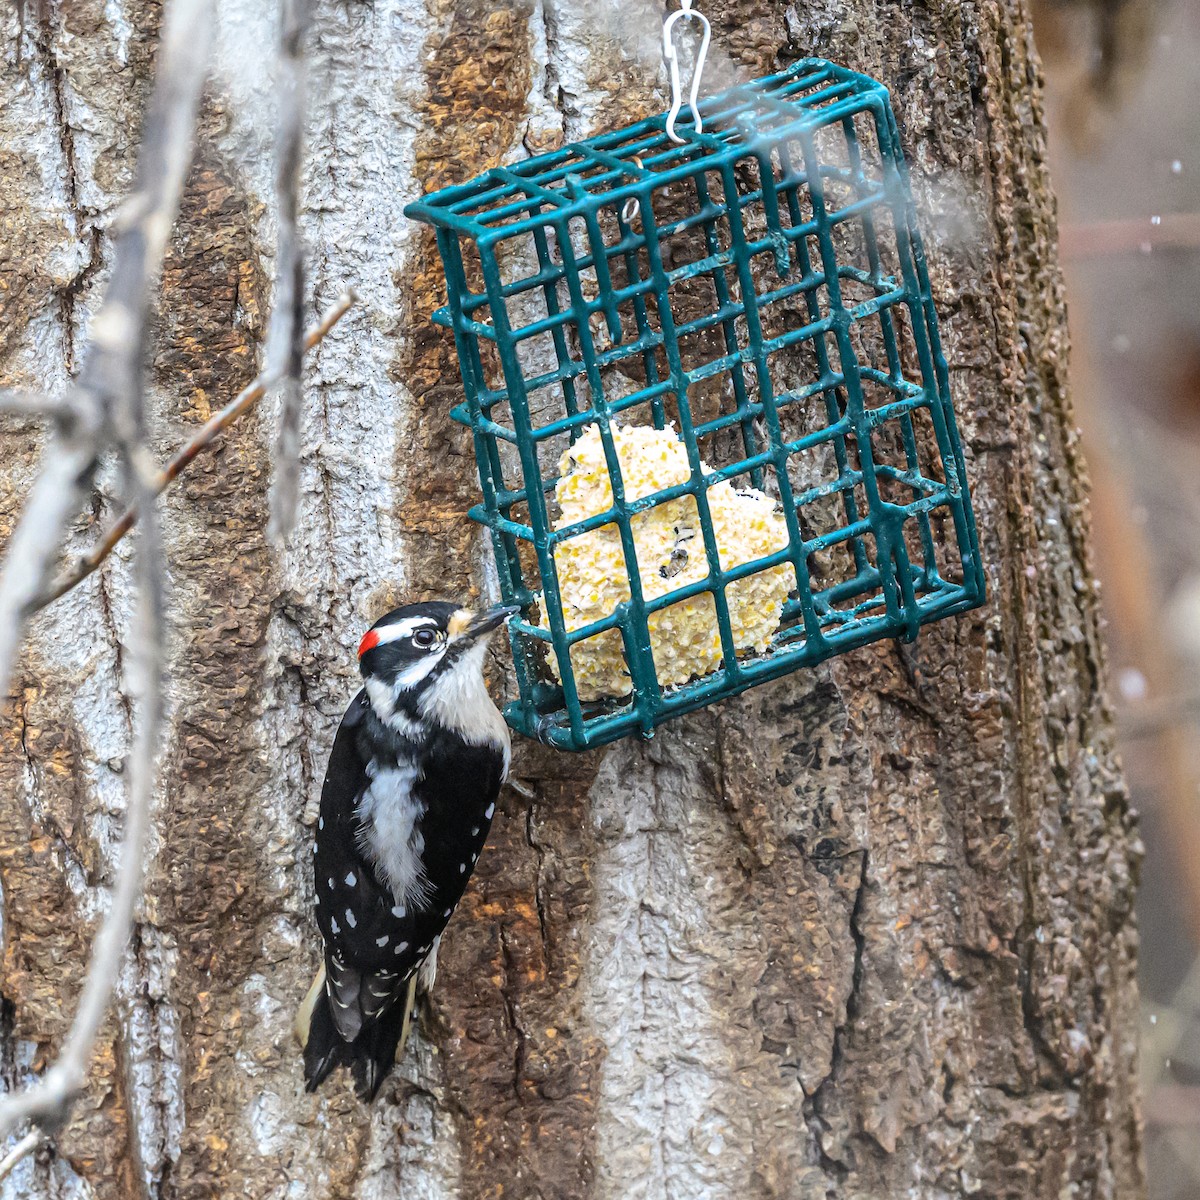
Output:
[{"xmin": 357, "ymin": 629, "xmax": 380, "ymax": 658}]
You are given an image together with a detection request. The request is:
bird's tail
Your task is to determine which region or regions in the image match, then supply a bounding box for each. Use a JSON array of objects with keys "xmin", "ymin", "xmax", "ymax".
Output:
[
  {"xmin": 295, "ymin": 967, "xmax": 420, "ymax": 1102},
  {"xmin": 349, "ymin": 975, "xmax": 418, "ymax": 1101},
  {"xmin": 296, "ymin": 964, "xmax": 349, "ymax": 1092}
]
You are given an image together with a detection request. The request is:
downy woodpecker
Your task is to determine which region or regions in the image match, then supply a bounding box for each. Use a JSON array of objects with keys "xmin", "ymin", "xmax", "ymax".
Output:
[{"xmin": 296, "ymin": 600, "xmax": 516, "ymax": 1100}]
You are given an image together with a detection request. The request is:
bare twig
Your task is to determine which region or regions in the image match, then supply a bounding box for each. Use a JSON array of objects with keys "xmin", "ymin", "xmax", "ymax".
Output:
[
  {"xmin": 31, "ymin": 292, "xmax": 355, "ymax": 613},
  {"xmin": 0, "ymin": 0, "xmax": 348, "ymax": 1151},
  {"xmin": 267, "ymin": 0, "xmax": 315, "ymax": 546},
  {"xmin": 0, "ymin": 0, "xmax": 211, "ymax": 710},
  {"xmin": 0, "ymin": 392, "xmax": 77, "ymax": 421},
  {"xmin": 0, "ymin": 497, "xmax": 163, "ymax": 1142},
  {"xmin": 84, "ymin": 0, "xmax": 216, "ymax": 439},
  {"xmin": 0, "ymin": 442, "xmax": 100, "ymax": 679},
  {"xmin": 0, "ymin": 0, "xmax": 213, "ymax": 1141},
  {"xmin": 0, "ymin": 1128, "xmax": 43, "ymax": 1184},
  {"xmin": 0, "ymin": 492, "xmax": 163, "ymax": 1141}
]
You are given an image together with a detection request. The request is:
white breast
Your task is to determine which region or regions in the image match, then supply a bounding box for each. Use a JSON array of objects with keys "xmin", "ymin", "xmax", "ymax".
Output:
[{"xmin": 355, "ymin": 761, "xmax": 433, "ymax": 908}]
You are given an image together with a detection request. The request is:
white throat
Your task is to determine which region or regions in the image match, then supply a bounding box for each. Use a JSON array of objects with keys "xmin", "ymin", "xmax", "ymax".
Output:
[
  {"xmin": 363, "ymin": 641, "xmax": 511, "ymax": 775},
  {"xmin": 419, "ymin": 641, "xmax": 511, "ymax": 774}
]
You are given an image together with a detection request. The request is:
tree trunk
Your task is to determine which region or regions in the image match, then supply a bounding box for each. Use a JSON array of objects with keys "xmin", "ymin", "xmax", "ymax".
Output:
[{"xmin": 0, "ymin": 1, "xmax": 1142, "ymax": 1197}]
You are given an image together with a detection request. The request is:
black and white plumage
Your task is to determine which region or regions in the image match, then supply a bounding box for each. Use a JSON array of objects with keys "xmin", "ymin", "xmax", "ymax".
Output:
[{"xmin": 296, "ymin": 600, "xmax": 515, "ymax": 1100}]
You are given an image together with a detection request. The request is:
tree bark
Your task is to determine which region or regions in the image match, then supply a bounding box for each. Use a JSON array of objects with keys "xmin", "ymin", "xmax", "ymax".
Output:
[{"xmin": 0, "ymin": 1, "xmax": 1142, "ymax": 1197}]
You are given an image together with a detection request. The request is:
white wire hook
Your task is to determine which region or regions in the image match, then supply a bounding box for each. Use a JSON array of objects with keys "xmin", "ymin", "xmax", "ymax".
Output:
[{"xmin": 663, "ymin": 0, "xmax": 711, "ymax": 144}]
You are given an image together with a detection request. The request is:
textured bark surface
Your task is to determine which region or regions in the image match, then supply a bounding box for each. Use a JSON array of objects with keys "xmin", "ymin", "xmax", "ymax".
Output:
[{"xmin": 0, "ymin": 1, "xmax": 1142, "ymax": 1197}]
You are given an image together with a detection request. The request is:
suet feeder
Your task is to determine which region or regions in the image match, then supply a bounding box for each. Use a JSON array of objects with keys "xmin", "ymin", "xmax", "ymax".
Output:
[{"xmin": 405, "ymin": 55, "xmax": 985, "ymax": 751}]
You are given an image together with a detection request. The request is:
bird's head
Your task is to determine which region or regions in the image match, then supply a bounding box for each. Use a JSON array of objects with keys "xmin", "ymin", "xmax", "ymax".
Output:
[{"xmin": 357, "ymin": 601, "xmax": 518, "ymax": 729}]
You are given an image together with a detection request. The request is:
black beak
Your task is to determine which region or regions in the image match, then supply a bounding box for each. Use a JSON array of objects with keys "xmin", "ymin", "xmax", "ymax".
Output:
[{"xmin": 465, "ymin": 604, "xmax": 521, "ymax": 639}]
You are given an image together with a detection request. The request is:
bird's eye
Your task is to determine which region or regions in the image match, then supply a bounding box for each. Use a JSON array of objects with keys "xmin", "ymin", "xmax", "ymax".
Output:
[{"xmin": 413, "ymin": 628, "xmax": 439, "ymax": 649}]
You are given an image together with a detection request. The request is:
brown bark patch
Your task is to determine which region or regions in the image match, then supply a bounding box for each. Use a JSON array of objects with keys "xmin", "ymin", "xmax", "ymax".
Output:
[
  {"xmin": 430, "ymin": 746, "xmax": 604, "ymax": 1200},
  {"xmin": 398, "ymin": 6, "xmax": 609, "ymax": 1184},
  {"xmin": 396, "ymin": 2, "xmax": 539, "ymax": 600},
  {"xmin": 147, "ymin": 133, "xmax": 277, "ymax": 1200}
]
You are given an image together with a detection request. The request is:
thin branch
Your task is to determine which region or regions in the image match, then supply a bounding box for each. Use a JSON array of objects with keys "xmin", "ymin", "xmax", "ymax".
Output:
[
  {"xmin": 84, "ymin": 0, "xmax": 216, "ymax": 438},
  {"xmin": 0, "ymin": 481, "xmax": 164, "ymax": 1140},
  {"xmin": 0, "ymin": 0, "xmax": 212, "ymax": 1142},
  {"xmin": 267, "ymin": 0, "xmax": 315, "ymax": 546},
  {"xmin": 0, "ymin": 0, "xmax": 211, "ymax": 709},
  {"xmin": 0, "ymin": 443, "xmax": 99, "ymax": 668},
  {"xmin": 0, "ymin": 392, "xmax": 77, "ymax": 421},
  {"xmin": 0, "ymin": 1129, "xmax": 43, "ymax": 1184},
  {"xmin": 31, "ymin": 292, "xmax": 356, "ymax": 614}
]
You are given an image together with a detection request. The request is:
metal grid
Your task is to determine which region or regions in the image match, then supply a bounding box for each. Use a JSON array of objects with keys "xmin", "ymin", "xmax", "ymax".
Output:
[{"xmin": 406, "ymin": 57, "xmax": 985, "ymax": 751}]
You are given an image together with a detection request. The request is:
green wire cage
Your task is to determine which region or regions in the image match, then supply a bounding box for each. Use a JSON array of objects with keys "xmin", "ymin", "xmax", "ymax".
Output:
[{"xmin": 406, "ymin": 56, "xmax": 985, "ymax": 751}]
